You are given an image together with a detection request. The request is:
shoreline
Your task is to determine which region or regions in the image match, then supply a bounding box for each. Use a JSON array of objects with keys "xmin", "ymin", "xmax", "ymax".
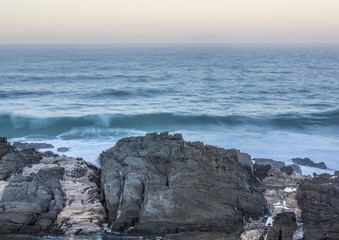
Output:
[{"xmin": 1, "ymin": 134, "xmax": 338, "ymax": 239}]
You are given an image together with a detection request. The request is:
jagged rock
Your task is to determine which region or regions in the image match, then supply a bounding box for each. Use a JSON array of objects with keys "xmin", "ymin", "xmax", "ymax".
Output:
[
  {"xmin": 0, "ymin": 167, "xmax": 64, "ymax": 234},
  {"xmin": 0, "ymin": 140, "xmax": 106, "ymax": 235},
  {"xmin": 12, "ymin": 142, "xmax": 54, "ymax": 149},
  {"xmin": 297, "ymin": 174, "xmax": 339, "ymax": 240},
  {"xmin": 253, "ymin": 158, "xmax": 285, "ymax": 169},
  {"xmin": 266, "ymin": 212, "xmax": 297, "ymax": 240},
  {"xmin": 292, "ymin": 157, "xmax": 328, "ymax": 169},
  {"xmin": 0, "ymin": 147, "xmax": 42, "ymax": 181},
  {"xmin": 253, "ymin": 164, "xmax": 271, "ymax": 180},
  {"xmin": 100, "ymin": 132, "xmax": 268, "ymax": 236},
  {"xmin": 280, "ymin": 165, "xmax": 294, "ymax": 175}
]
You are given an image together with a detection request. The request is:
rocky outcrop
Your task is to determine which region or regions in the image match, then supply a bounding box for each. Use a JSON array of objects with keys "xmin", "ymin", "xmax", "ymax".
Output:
[
  {"xmin": 292, "ymin": 157, "xmax": 328, "ymax": 169},
  {"xmin": 297, "ymin": 174, "xmax": 339, "ymax": 240},
  {"xmin": 12, "ymin": 142, "xmax": 54, "ymax": 149},
  {"xmin": 266, "ymin": 212, "xmax": 297, "ymax": 240},
  {"xmin": 100, "ymin": 132, "xmax": 268, "ymax": 236},
  {"xmin": 0, "ymin": 138, "xmax": 105, "ymax": 235},
  {"xmin": 253, "ymin": 158, "xmax": 285, "ymax": 170}
]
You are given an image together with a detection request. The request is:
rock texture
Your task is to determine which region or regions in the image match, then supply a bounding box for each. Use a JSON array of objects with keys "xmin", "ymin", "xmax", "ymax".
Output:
[
  {"xmin": 297, "ymin": 174, "xmax": 339, "ymax": 240},
  {"xmin": 292, "ymin": 157, "xmax": 328, "ymax": 169},
  {"xmin": 0, "ymin": 138, "xmax": 105, "ymax": 235},
  {"xmin": 100, "ymin": 132, "xmax": 268, "ymax": 236},
  {"xmin": 253, "ymin": 158, "xmax": 285, "ymax": 170},
  {"xmin": 266, "ymin": 212, "xmax": 297, "ymax": 240},
  {"xmin": 12, "ymin": 142, "xmax": 54, "ymax": 149}
]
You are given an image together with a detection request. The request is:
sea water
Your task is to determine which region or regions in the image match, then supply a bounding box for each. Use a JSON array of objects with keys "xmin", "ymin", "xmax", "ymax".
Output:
[{"xmin": 1, "ymin": 44, "xmax": 338, "ymax": 174}]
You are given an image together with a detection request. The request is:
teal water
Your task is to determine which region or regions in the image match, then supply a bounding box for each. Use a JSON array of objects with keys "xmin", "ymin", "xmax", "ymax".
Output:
[{"xmin": 0, "ymin": 44, "xmax": 338, "ymax": 172}]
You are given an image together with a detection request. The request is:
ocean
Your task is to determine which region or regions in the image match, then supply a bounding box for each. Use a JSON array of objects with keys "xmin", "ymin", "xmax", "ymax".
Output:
[{"xmin": 1, "ymin": 44, "xmax": 338, "ymax": 174}]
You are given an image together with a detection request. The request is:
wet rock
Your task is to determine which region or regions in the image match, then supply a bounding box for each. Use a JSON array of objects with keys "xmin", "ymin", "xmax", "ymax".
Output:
[
  {"xmin": 57, "ymin": 147, "xmax": 70, "ymax": 153},
  {"xmin": 100, "ymin": 132, "xmax": 268, "ymax": 236},
  {"xmin": 12, "ymin": 142, "xmax": 54, "ymax": 149},
  {"xmin": 253, "ymin": 158, "xmax": 285, "ymax": 169},
  {"xmin": 288, "ymin": 164, "xmax": 302, "ymax": 175},
  {"xmin": 297, "ymin": 174, "xmax": 339, "ymax": 239},
  {"xmin": 292, "ymin": 157, "xmax": 328, "ymax": 169}
]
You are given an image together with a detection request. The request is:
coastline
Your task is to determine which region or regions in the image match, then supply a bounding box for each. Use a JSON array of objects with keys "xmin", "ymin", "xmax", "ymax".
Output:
[{"xmin": 1, "ymin": 133, "xmax": 338, "ymax": 239}]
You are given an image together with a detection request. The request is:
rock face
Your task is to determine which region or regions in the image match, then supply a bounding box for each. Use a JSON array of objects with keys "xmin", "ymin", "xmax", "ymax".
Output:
[
  {"xmin": 253, "ymin": 158, "xmax": 285, "ymax": 170},
  {"xmin": 297, "ymin": 174, "xmax": 339, "ymax": 240},
  {"xmin": 100, "ymin": 132, "xmax": 268, "ymax": 236},
  {"xmin": 0, "ymin": 138, "xmax": 105, "ymax": 235},
  {"xmin": 292, "ymin": 157, "xmax": 328, "ymax": 169},
  {"xmin": 266, "ymin": 212, "xmax": 297, "ymax": 240}
]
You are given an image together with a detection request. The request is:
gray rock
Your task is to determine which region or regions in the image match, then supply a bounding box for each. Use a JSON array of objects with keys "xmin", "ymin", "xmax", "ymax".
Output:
[
  {"xmin": 253, "ymin": 164, "xmax": 272, "ymax": 181},
  {"xmin": 253, "ymin": 158, "xmax": 285, "ymax": 170},
  {"xmin": 100, "ymin": 132, "xmax": 268, "ymax": 236},
  {"xmin": 297, "ymin": 174, "xmax": 339, "ymax": 239},
  {"xmin": 280, "ymin": 165, "xmax": 294, "ymax": 175},
  {"xmin": 288, "ymin": 164, "xmax": 302, "ymax": 175},
  {"xmin": 12, "ymin": 142, "xmax": 54, "ymax": 149},
  {"xmin": 0, "ymin": 138, "xmax": 106, "ymax": 235},
  {"xmin": 292, "ymin": 157, "xmax": 328, "ymax": 169},
  {"xmin": 57, "ymin": 147, "xmax": 70, "ymax": 153},
  {"xmin": 266, "ymin": 212, "xmax": 297, "ymax": 240},
  {"xmin": 0, "ymin": 147, "xmax": 42, "ymax": 181},
  {"xmin": 0, "ymin": 167, "xmax": 64, "ymax": 234}
]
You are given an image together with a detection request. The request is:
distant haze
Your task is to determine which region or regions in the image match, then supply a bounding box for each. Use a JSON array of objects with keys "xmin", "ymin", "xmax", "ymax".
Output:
[{"xmin": 1, "ymin": 0, "xmax": 339, "ymax": 44}]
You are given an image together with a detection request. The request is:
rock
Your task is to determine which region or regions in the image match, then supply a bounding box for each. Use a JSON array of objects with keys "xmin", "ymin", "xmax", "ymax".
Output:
[
  {"xmin": 266, "ymin": 212, "xmax": 297, "ymax": 240},
  {"xmin": 292, "ymin": 157, "xmax": 328, "ymax": 169},
  {"xmin": 280, "ymin": 165, "xmax": 294, "ymax": 175},
  {"xmin": 0, "ymin": 167, "xmax": 64, "ymax": 234},
  {"xmin": 100, "ymin": 132, "xmax": 268, "ymax": 236},
  {"xmin": 12, "ymin": 142, "xmax": 54, "ymax": 149},
  {"xmin": 0, "ymin": 137, "xmax": 15, "ymax": 159},
  {"xmin": 57, "ymin": 147, "xmax": 70, "ymax": 153},
  {"xmin": 0, "ymin": 139, "xmax": 106, "ymax": 235},
  {"xmin": 297, "ymin": 174, "xmax": 339, "ymax": 239},
  {"xmin": 253, "ymin": 158, "xmax": 285, "ymax": 169},
  {"xmin": 236, "ymin": 151, "xmax": 253, "ymax": 170},
  {"xmin": 253, "ymin": 164, "xmax": 271, "ymax": 180},
  {"xmin": 288, "ymin": 164, "xmax": 302, "ymax": 175},
  {"xmin": 0, "ymin": 147, "xmax": 42, "ymax": 181},
  {"xmin": 334, "ymin": 170, "xmax": 339, "ymax": 176}
]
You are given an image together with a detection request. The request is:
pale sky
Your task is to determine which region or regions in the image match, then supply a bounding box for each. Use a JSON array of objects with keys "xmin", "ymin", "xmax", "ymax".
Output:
[{"xmin": 1, "ymin": 0, "xmax": 339, "ymax": 44}]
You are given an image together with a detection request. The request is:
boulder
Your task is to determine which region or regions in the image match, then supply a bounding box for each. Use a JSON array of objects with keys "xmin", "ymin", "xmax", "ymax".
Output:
[
  {"xmin": 266, "ymin": 212, "xmax": 297, "ymax": 240},
  {"xmin": 100, "ymin": 132, "xmax": 268, "ymax": 236},
  {"xmin": 292, "ymin": 157, "xmax": 327, "ymax": 169},
  {"xmin": 253, "ymin": 158, "xmax": 285, "ymax": 169},
  {"xmin": 253, "ymin": 164, "xmax": 271, "ymax": 180},
  {"xmin": 0, "ymin": 139, "xmax": 106, "ymax": 235},
  {"xmin": 280, "ymin": 165, "xmax": 294, "ymax": 175},
  {"xmin": 297, "ymin": 174, "xmax": 339, "ymax": 240}
]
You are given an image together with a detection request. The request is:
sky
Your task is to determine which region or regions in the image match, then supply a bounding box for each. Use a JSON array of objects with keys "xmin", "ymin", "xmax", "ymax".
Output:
[{"xmin": 1, "ymin": 0, "xmax": 339, "ymax": 44}]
